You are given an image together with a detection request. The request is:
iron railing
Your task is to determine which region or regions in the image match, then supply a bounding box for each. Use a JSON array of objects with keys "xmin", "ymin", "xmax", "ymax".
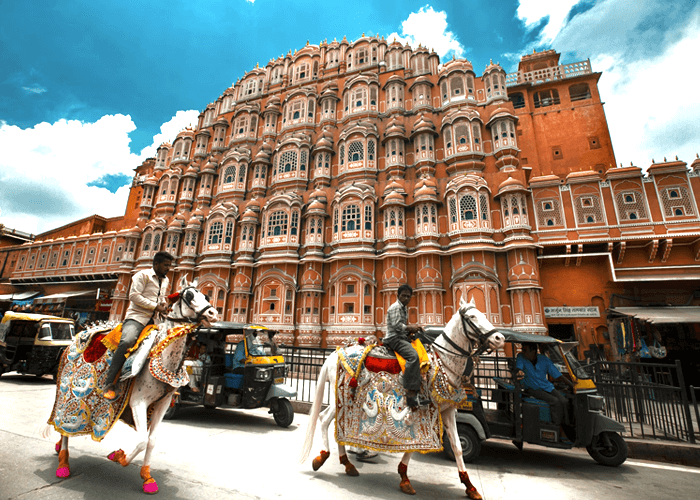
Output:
[{"xmin": 279, "ymin": 345, "xmax": 335, "ymax": 406}]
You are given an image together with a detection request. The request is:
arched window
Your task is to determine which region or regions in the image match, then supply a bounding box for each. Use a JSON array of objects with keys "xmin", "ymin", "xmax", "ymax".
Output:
[
  {"xmin": 342, "ymin": 204, "xmax": 360, "ymax": 231},
  {"xmin": 142, "ymin": 233, "xmax": 152, "ymax": 251},
  {"xmin": 224, "ymin": 166, "xmax": 235, "ymax": 184},
  {"xmin": 152, "ymin": 233, "xmax": 161, "ymax": 251},
  {"xmin": 291, "ymin": 211, "xmax": 299, "ymax": 236},
  {"xmin": 349, "ymin": 141, "xmax": 364, "ymax": 162},
  {"xmin": 208, "ymin": 222, "xmax": 223, "ymax": 244},
  {"xmin": 238, "ymin": 165, "xmax": 246, "ymax": 183},
  {"xmin": 268, "ymin": 211, "xmax": 288, "ymax": 236},
  {"xmin": 459, "ymin": 194, "xmax": 477, "ymax": 220},
  {"xmin": 224, "ymin": 221, "xmax": 233, "ymax": 244},
  {"xmin": 364, "ymin": 205, "xmax": 372, "ymax": 230},
  {"xmin": 450, "ymin": 76, "xmax": 464, "ymax": 96}
]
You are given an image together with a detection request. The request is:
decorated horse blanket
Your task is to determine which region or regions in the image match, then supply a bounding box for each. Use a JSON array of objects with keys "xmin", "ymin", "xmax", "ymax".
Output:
[
  {"xmin": 335, "ymin": 343, "xmax": 480, "ymax": 454},
  {"xmin": 47, "ymin": 323, "xmax": 197, "ymax": 441},
  {"xmin": 334, "ymin": 343, "xmax": 439, "ymax": 454},
  {"xmin": 48, "ymin": 326, "xmax": 134, "ymax": 441}
]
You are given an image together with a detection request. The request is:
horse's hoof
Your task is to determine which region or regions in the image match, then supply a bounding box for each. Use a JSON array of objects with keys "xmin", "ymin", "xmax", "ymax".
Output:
[
  {"xmin": 400, "ymin": 480, "xmax": 416, "ymax": 495},
  {"xmin": 108, "ymin": 449, "xmax": 127, "ymax": 466},
  {"xmin": 312, "ymin": 450, "xmax": 330, "ymax": 471},
  {"xmin": 465, "ymin": 487, "xmax": 483, "ymax": 500},
  {"xmin": 56, "ymin": 467, "xmax": 70, "ymax": 478},
  {"xmin": 143, "ymin": 479, "xmax": 159, "ymax": 494},
  {"xmin": 345, "ymin": 464, "xmax": 359, "ymax": 477}
]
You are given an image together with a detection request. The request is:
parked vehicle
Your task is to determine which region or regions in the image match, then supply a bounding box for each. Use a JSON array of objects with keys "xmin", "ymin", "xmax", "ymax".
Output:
[
  {"xmin": 443, "ymin": 330, "xmax": 628, "ymax": 466},
  {"xmin": 0, "ymin": 312, "xmax": 75, "ymax": 379},
  {"xmin": 164, "ymin": 323, "xmax": 297, "ymax": 427}
]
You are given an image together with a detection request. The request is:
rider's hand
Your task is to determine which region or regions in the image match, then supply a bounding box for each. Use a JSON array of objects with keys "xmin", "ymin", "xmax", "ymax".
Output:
[{"xmin": 155, "ymin": 303, "xmax": 169, "ymax": 315}]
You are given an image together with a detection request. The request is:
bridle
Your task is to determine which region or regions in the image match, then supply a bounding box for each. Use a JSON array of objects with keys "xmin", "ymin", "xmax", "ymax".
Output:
[
  {"xmin": 165, "ymin": 286, "xmax": 215, "ymax": 325},
  {"xmin": 433, "ymin": 303, "xmax": 499, "ymax": 360}
]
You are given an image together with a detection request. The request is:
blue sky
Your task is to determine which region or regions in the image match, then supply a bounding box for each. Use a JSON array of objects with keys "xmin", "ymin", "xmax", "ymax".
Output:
[{"xmin": 1, "ymin": 0, "xmax": 699, "ymax": 234}]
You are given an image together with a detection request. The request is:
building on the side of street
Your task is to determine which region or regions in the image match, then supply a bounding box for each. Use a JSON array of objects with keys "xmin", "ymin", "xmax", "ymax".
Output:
[{"xmin": 1, "ymin": 38, "xmax": 699, "ymax": 381}]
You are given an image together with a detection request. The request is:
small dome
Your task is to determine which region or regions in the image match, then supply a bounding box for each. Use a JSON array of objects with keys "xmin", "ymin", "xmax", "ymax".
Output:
[{"xmin": 496, "ymin": 176, "xmax": 527, "ymax": 196}]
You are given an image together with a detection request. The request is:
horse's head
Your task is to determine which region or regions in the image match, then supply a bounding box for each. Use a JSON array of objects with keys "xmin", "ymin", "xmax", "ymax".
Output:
[
  {"xmin": 458, "ymin": 297, "xmax": 505, "ymax": 354},
  {"xmin": 167, "ymin": 276, "xmax": 219, "ymax": 327}
]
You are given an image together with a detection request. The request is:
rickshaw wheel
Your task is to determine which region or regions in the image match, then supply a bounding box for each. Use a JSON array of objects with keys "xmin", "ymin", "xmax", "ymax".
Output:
[
  {"xmin": 273, "ymin": 398, "xmax": 294, "ymax": 428},
  {"xmin": 587, "ymin": 431, "xmax": 628, "ymax": 466},
  {"xmin": 443, "ymin": 424, "xmax": 481, "ymax": 463}
]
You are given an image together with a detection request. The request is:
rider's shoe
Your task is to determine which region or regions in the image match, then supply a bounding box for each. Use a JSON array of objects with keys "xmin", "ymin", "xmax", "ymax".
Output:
[
  {"xmin": 355, "ymin": 450, "xmax": 378, "ymax": 462},
  {"xmin": 103, "ymin": 384, "xmax": 118, "ymax": 401}
]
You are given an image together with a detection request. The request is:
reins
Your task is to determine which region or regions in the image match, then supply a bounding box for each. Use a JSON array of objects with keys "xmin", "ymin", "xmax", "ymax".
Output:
[{"xmin": 432, "ymin": 304, "xmax": 498, "ymax": 360}]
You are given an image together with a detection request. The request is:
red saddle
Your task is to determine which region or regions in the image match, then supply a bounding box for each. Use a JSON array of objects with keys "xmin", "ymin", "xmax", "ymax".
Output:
[
  {"xmin": 83, "ymin": 333, "xmax": 108, "ymax": 363},
  {"xmin": 364, "ymin": 355, "xmax": 401, "ymax": 375}
]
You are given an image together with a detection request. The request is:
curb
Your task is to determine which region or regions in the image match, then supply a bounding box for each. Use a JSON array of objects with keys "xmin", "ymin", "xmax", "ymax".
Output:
[{"xmin": 626, "ymin": 438, "xmax": 700, "ymax": 468}]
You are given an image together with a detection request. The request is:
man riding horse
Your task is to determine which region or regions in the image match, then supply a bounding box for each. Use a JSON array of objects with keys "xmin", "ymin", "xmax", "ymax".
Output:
[{"xmin": 103, "ymin": 251, "xmax": 174, "ymax": 400}]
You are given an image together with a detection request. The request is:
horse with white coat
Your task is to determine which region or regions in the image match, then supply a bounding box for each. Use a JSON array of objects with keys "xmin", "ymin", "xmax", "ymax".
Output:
[
  {"xmin": 299, "ymin": 297, "xmax": 505, "ymax": 499},
  {"xmin": 43, "ymin": 277, "xmax": 218, "ymax": 494}
]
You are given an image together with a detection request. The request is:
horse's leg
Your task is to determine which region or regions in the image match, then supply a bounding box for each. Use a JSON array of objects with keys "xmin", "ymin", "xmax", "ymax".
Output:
[
  {"xmin": 113, "ymin": 399, "xmax": 150, "ymax": 467},
  {"xmin": 138, "ymin": 392, "xmax": 173, "ymax": 494},
  {"xmin": 442, "ymin": 406, "xmax": 482, "ymax": 500},
  {"xmin": 312, "ymin": 403, "xmax": 335, "ymax": 471},
  {"xmin": 398, "ymin": 452, "xmax": 415, "ymax": 495},
  {"xmin": 56, "ymin": 436, "xmax": 70, "ymax": 478}
]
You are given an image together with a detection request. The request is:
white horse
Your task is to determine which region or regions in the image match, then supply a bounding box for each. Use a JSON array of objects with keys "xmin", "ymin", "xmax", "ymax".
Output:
[
  {"xmin": 299, "ymin": 298, "xmax": 505, "ymax": 499},
  {"xmin": 43, "ymin": 276, "xmax": 218, "ymax": 494}
]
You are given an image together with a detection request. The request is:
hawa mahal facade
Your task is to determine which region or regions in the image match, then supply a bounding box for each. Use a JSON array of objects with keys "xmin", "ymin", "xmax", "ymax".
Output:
[{"xmin": 3, "ymin": 36, "xmax": 700, "ymax": 361}]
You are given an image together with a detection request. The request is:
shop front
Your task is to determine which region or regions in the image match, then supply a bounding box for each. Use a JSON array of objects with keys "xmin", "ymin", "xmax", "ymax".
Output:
[{"xmin": 33, "ymin": 290, "xmax": 109, "ymax": 329}]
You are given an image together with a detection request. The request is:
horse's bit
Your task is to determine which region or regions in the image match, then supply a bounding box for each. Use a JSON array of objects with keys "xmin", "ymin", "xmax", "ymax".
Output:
[
  {"xmin": 165, "ymin": 286, "xmax": 215, "ymax": 325},
  {"xmin": 433, "ymin": 304, "xmax": 498, "ymax": 360}
]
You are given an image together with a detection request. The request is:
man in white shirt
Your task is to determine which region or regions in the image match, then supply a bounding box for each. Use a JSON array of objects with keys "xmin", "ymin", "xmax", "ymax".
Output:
[{"xmin": 104, "ymin": 251, "xmax": 174, "ymax": 400}]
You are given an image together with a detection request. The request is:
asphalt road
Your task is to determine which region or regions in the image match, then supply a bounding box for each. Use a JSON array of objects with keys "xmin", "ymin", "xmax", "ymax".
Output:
[{"xmin": 1, "ymin": 373, "xmax": 699, "ymax": 500}]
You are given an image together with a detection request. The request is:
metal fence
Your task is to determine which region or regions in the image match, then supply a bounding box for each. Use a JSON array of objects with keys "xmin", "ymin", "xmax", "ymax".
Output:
[
  {"xmin": 278, "ymin": 345, "xmax": 700, "ymax": 443},
  {"xmin": 279, "ymin": 345, "xmax": 335, "ymax": 406},
  {"xmin": 592, "ymin": 360, "xmax": 698, "ymax": 443}
]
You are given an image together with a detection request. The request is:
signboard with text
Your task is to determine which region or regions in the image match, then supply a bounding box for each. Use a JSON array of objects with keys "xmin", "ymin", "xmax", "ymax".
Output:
[{"xmin": 544, "ymin": 306, "xmax": 599, "ymax": 318}]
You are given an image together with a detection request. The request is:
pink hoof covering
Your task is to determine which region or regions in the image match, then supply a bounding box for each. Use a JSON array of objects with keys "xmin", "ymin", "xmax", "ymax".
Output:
[
  {"xmin": 143, "ymin": 480, "xmax": 158, "ymax": 495},
  {"xmin": 56, "ymin": 466, "xmax": 70, "ymax": 478}
]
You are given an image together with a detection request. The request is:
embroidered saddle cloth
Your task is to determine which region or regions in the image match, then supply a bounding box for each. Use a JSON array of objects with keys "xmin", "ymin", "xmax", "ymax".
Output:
[
  {"xmin": 335, "ymin": 343, "xmax": 442, "ymax": 454},
  {"xmin": 337, "ymin": 341, "xmax": 430, "ymax": 379},
  {"xmin": 48, "ymin": 326, "xmax": 135, "ymax": 441}
]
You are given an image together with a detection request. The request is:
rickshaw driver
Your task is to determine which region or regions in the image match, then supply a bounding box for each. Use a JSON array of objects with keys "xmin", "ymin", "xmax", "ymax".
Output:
[
  {"xmin": 103, "ymin": 251, "xmax": 174, "ymax": 400},
  {"xmin": 515, "ymin": 342, "xmax": 574, "ymax": 434},
  {"xmin": 384, "ymin": 284, "xmax": 428, "ymax": 409}
]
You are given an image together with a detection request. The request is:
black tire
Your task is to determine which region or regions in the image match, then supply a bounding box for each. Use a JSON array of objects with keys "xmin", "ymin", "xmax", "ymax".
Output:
[
  {"xmin": 587, "ymin": 431, "xmax": 628, "ymax": 466},
  {"xmin": 443, "ymin": 424, "xmax": 481, "ymax": 463},
  {"xmin": 273, "ymin": 398, "xmax": 294, "ymax": 428},
  {"xmin": 164, "ymin": 396, "xmax": 180, "ymax": 420}
]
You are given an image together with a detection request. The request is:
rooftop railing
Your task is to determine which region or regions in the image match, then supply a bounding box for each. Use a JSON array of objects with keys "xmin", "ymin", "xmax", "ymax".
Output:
[{"xmin": 506, "ymin": 59, "xmax": 592, "ymax": 87}]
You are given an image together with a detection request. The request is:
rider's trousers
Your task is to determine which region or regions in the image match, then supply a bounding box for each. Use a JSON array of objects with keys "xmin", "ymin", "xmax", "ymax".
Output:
[
  {"xmin": 384, "ymin": 335, "xmax": 421, "ymax": 392},
  {"xmin": 524, "ymin": 387, "xmax": 568, "ymax": 426},
  {"xmin": 104, "ymin": 319, "xmax": 145, "ymax": 386}
]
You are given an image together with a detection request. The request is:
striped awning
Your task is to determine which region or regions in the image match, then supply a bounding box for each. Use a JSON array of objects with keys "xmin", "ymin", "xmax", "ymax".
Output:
[
  {"xmin": 609, "ymin": 306, "xmax": 700, "ymax": 324},
  {"xmin": 33, "ymin": 290, "xmax": 96, "ymax": 305},
  {"xmin": 0, "ymin": 291, "xmax": 42, "ymax": 301}
]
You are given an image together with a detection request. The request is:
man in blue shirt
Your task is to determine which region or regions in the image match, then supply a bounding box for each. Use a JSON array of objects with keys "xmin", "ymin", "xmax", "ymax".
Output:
[{"xmin": 515, "ymin": 342, "xmax": 574, "ymax": 428}]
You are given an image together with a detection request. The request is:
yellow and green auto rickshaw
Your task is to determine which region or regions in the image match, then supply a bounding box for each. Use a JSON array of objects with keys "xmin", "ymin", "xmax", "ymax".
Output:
[
  {"xmin": 0, "ymin": 312, "xmax": 75, "ymax": 380},
  {"xmin": 165, "ymin": 323, "xmax": 296, "ymax": 427}
]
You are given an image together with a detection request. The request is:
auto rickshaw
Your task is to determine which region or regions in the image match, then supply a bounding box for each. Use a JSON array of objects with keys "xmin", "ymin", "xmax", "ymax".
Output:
[
  {"xmin": 442, "ymin": 330, "xmax": 628, "ymax": 466},
  {"xmin": 0, "ymin": 311, "xmax": 76, "ymax": 380},
  {"xmin": 164, "ymin": 323, "xmax": 297, "ymax": 427}
]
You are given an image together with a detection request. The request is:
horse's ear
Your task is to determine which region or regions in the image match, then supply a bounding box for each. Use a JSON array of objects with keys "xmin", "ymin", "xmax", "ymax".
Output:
[
  {"xmin": 191, "ymin": 278, "xmax": 199, "ymax": 288},
  {"xmin": 178, "ymin": 274, "xmax": 189, "ymax": 289},
  {"xmin": 459, "ymin": 297, "xmax": 467, "ymax": 309},
  {"xmin": 469, "ymin": 297, "xmax": 475, "ymax": 306}
]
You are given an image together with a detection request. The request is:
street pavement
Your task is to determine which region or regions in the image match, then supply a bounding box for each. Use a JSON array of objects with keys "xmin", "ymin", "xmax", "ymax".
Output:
[{"xmin": 1, "ymin": 373, "xmax": 700, "ymax": 500}]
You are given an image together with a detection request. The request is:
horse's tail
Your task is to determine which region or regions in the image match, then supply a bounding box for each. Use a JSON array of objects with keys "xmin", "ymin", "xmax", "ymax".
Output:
[
  {"xmin": 39, "ymin": 423, "xmax": 54, "ymax": 440},
  {"xmin": 298, "ymin": 350, "xmax": 335, "ymax": 464}
]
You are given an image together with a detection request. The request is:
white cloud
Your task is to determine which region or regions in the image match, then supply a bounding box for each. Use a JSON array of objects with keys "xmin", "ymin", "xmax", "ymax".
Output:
[
  {"xmin": 0, "ymin": 110, "xmax": 199, "ymax": 234},
  {"xmin": 22, "ymin": 86, "xmax": 46, "ymax": 94},
  {"xmin": 386, "ymin": 5, "xmax": 464, "ymax": 59},
  {"xmin": 516, "ymin": 0, "xmax": 586, "ymax": 46},
  {"xmin": 542, "ymin": 0, "xmax": 700, "ymax": 167}
]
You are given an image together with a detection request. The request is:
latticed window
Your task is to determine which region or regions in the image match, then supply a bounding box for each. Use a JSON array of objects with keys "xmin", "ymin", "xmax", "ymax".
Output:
[
  {"xmin": 307, "ymin": 99, "xmax": 315, "ymax": 118},
  {"xmin": 238, "ymin": 165, "xmax": 246, "ymax": 183},
  {"xmin": 309, "ymin": 218, "xmax": 316, "ymax": 234},
  {"xmin": 449, "ymin": 198, "xmax": 457, "ymax": 223},
  {"xmin": 342, "ymin": 204, "xmax": 361, "ymax": 231},
  {"xmin": 660, "ymin": 186, "xmax": 694, "ymax": 217},
  {"xmin": 208, "ymin": 222, "xmax": 223, "ymax": 244},
  {"xmin": 473, "ymin": 124, "xmax": 481, "ymax": 144},
  {"xmin": 455, "ymin": 124, "xmax": 470, "ymax": 145},
  {"xmin": 300, "ymin": 150, "xmax": 307, "ymax": 171},
  {"xmin": 368, "ymin": 140, "xmax": 375, "ymax": 160},
  {"xmin": 351, "ymin": 88, "xmax": 366, "ymax": 109},
  {"xmin": 160, "ymin": 180, "xmax": 168, "ymax": 195},
  {"xmin": 224, "ymin": 221, "xmax": 233, "ymax": 244},
  {"xmin": 451, "ymin": 76, "xmax": 464, "ymax": 96},
  {"xmin": 370, "ymin": 87, "xmax": 377, "ymax": 105},
  {"xmin": 340, "ymin": 145, "xmax": 345, "ymax": 165},
  {"xmin": 223, "ymin": 166, "xmax": 235, "ymax": 184},
  {"xmin": 291, "ymin": 211, "xmax": 299, "ymax": 236},
  {"xmin": 479, "ymin": 194, "xmax": 489, "ymax": 220},
  {"xmin": 268, "ymin": 211, "xmax": 288, "ymax": 236},
  {"xmin": 460, "ymin": 194, "xmax": 477, "ymax": 220},
  {"xmin": 280, "ymin": 150, "xmax": 298, "ymax": 172},
  {"xmin": 334, "ymin": 208, "xmax": 339, "ymax": 232},
  {"xmin": 615, "ymin": 190, "xmax": 647, "ymax": 220},
  {"xmin": 574, "ymin": 195, "xmax": 603, "ymax": 224},
  {"xmin": 152, "ymin": 233, "xmax": 161, "ymax": 251},
  {"xmin": 444, "ymin": 129, "xmax": 452, "ymax": 149},
  {"xmin": 364, "ymin": 205, "xmax": 372, "ymax": 230},
  {"xmin": 349, "ymin": 141, "xmax": 364, "ymax": 162}
]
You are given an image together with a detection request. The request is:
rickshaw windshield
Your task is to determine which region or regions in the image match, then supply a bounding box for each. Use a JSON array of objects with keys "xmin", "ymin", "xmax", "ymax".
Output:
[
  {"xmin": 247, "ymin": 339, "xmax": 276, "ymax": 357},
  {"xmin": 45, "ymin": 322, "xmax": 75, "ymax": 340},
  {"xmin": 544, "ymin": 344, "xmax": 592, "ymax": 380}
]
